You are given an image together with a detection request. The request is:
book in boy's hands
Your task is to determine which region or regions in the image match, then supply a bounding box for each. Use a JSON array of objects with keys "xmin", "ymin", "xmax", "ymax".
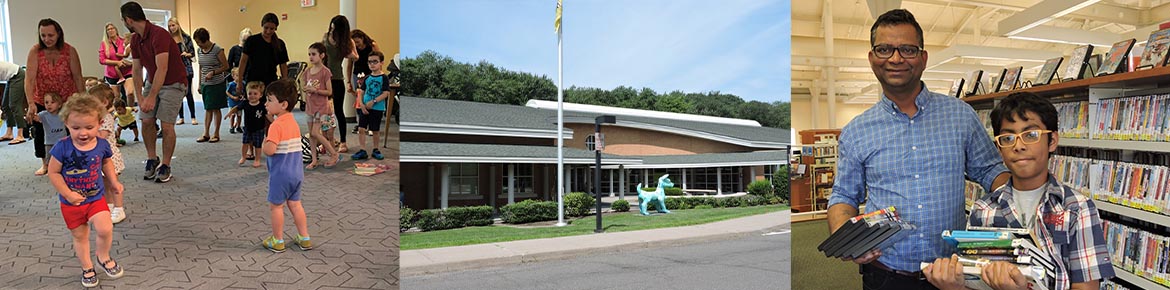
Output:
[
  {"xmin": 943, "ymin": 230, "xmax": 1014, "ymax": 245},
  {"xmin": 818, "ymin": 206, "xmax": 914, "ymax": 260}
]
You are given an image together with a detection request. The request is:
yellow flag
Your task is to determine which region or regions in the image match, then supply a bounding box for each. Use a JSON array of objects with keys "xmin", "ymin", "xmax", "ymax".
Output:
[{"xmin": 555, "ymin": 0, "xmax": 562, "ymax": 34}]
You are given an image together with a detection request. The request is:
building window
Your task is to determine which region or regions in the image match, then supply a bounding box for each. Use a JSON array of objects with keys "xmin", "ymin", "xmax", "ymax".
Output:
[
  {"xmin": 451, "ymin": 163, "xmax": 479, "ymax": 195},
  {"xmin": 0, "ymin": 0, "xmax": 11, "ymax": 62},
  {"xmin": 501, "ymin": 164, "xmax": 534, "ymax": 195}
]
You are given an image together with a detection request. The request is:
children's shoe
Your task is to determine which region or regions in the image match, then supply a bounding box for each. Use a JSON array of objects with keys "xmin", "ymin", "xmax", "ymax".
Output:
[
  {"xmin": 110, "ymin": 207, "xmax": 126, "ymax": 224},
  {"xmin": 143, "ymin": 158, "xmax": 160, "ymax": 180},
  {"xmin": 293, "ymin": 234, "xmax": 313, "ymax": 250},
  {"xmin": 116, "ymin": 139, "xmax": 127, "ymax": 146},
  {"xmin": 155, "ymin": 164, "xmax": 172, "ymax": 183},
  {"xmin": 351, "ymin": 150, "xmax": 368, "ymax": 160},
  {"xmin": 81, "ymin": 268, "xmax": 99, "ymax": 288},
  {"xmin": 262, "ymin": 236, "xmax": 286, "ymax": 253},
  {"xmin": 97, "ymin": 257, "xmax": 123, "ymax": 278},
  {"xmin": 372, "ymin": 149, "xmax": 384, "ymax": 160}
]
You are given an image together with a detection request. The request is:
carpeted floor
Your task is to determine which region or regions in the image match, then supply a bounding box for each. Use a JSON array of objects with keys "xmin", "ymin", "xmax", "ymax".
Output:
[{"xmin": 792, "ymin": 219, "xmax": 861, "ymax": 290}]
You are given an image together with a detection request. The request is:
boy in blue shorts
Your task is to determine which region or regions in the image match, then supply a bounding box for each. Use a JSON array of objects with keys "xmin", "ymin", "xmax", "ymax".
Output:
[
  {"xmin": 260, "ymin": 79, "xmax": 312, "ymax": 252},
  {"xmin": 351, "ymin": 50, "xmax": 395, "ymax": 161},
  {"xmin": 226, "ymin": 81, "xmax": 269, "ymax": 168}
]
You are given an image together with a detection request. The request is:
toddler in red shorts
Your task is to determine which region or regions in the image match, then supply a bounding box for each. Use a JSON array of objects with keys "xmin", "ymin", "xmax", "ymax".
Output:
[{"xmin": 47, "ymin": 95, "xmax": 125, "ymax": 288}]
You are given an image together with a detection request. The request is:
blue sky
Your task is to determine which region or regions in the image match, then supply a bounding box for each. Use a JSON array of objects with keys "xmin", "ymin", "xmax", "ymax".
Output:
[{"xmin": 402, "ymin": 0, "xmax": 790, "ymax": 103}]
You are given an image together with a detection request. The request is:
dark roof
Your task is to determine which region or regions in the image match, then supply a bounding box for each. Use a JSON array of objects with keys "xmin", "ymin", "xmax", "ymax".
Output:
[
  {"xmin": 638, "ymin": 151, "xmax": 787, "ymax": 165},
  {"xmin": 560, "ymin": 111, "xmax": 790, "ymax": 145},
  {"xmin": 400, "ymin": 142, "xmax": 639, "ymax": 164}
]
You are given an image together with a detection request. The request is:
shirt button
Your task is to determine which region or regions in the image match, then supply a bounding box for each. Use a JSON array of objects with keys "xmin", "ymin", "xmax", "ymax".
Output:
[
  {"xmin": 912, "ymin": 146, "xmax": 917, "ymax": 150},
  {"xmin": 917, "ymin": 204, "xmax": 923, "ymax": 209},
  {"xmin": 910, "ymin": 120, "xmax": 915, "ymax": 124},
  {"xmin": 914, "ymin": 174, "xmax": 920, "ymax": 178}
]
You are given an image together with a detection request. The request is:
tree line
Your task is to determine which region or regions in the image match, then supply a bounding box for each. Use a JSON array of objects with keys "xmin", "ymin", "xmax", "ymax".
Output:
[{"xmin": 399, "ymin": 50, "xmax": 790, "ymax": 129}]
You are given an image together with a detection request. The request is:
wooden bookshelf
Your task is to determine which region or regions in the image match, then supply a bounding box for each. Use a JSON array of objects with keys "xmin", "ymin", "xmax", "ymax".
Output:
[{"xmin": 963, "ymin": 65, "xmax": 1170, "ymax": 103}]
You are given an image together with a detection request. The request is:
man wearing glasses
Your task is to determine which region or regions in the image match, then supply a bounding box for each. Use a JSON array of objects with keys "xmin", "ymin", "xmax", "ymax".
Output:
[
  {"xmin": 826, "ymin": 9, "xmax": 1010, "ymax": 290},
  {"xmin": 924, "ymin": 92, "xmax": 1114, "ymax": 290}
]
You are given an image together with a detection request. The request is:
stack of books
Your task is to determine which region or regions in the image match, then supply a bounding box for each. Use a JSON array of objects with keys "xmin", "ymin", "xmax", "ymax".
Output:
[
  {"xmin": 818, "ymin": 206, "xmax": 914, "ymax": 260},
  {"xmin": 923, "ymin": 229, "xmax": 1056, "ymax": 290}
]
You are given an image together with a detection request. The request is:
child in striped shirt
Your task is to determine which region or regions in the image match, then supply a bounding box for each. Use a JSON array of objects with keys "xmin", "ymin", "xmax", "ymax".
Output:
[{"xmin": 259, "ymin": 79, "xmax": 312, "ymax": 253}]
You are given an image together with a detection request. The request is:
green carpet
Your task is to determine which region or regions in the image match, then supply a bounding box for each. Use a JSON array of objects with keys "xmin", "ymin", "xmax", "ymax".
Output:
[{"xmin": 792, "ymin": 219, "xmax": 861, "ymax": 290}]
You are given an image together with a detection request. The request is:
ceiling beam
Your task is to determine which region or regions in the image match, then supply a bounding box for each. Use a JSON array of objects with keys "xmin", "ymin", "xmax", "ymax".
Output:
[
  {"xmin": 867, "ymin": 0, "xmax": 904, "ymax": 19},
  {"xmin": 913, "ymin": 0, "xmax": 1142, "ymax": 26},
  {"xmin": 1006, "ymin": 25, "xmax": 1120, "ymax": 46},
  {"xmin": 926, "ymin": 44, "xmax": 1062, "ymax": 70},
  {"xmin": 999, "ymin": 0, "xmax": 1104, "ymax": 36}
]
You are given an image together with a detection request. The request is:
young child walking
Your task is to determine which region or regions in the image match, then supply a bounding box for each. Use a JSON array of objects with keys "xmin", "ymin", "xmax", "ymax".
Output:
[
  {"xmin": 112, "ymin": 99, "xmax": 138, "ymax": 146},
  {"xmin": 226, "ymin": 81, "xmax": 269, "ymax": 168},
  {"xmin": 351, "ymin": 51, "xmax": 395, "ymax": 161},
  {"xmin": 48, "ymin": 94, "xmax": 125, "ymax": 288},
  {"xmin": 260, "ymin": 79, "xmax": 312, "ymax": 253},
  {"xmin": 226, "ymin": 68, "xmax": 243, "ymax": 134},
  {"xmin": 301, "ymin": 42, "xmax": 340, "ymax": 169},
  {"xmin": 34, "ymin": 93, "xmax": 68, "ymax": 176},
  {"xmin": 90, "ymin": 86, "xmax": 127, "ymax": 224}
]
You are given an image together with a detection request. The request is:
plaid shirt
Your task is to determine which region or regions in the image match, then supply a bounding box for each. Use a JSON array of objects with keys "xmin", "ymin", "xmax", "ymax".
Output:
[
  {"xmin": 968, "ymin": 175, "xmax": 1115, "ymax": 290},
  {"xmin": 828, "ymin": 86, "xmax": 1007, "ymax": 272}
]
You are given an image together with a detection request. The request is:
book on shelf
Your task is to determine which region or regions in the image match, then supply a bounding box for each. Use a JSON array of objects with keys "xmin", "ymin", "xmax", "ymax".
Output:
[
  {"xmin": 818, "ymin": 206, "xmax": 914, "ymax": 260},
  {"xmin": 1091, "ymin": 94, "xmax": 1170, "ymax": 142},
  {"xmin": 1103, "ymin": 219, "xmax": 1170, "ymax": 287},
  {"xmin": 1049, "ymin": 154, "xmax": 1170, "ymax": 215}
]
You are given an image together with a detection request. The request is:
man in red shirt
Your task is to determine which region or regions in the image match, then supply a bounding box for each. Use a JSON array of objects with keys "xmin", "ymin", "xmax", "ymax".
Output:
[{"xmin": 121, "ymin": 1, "xmax": 187, "ymax": 183}]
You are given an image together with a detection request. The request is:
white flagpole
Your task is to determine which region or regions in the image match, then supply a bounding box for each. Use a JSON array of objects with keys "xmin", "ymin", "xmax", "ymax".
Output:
[{"xmin": 555, "ymin": 0, "xmax": 567, "ymax": 227}]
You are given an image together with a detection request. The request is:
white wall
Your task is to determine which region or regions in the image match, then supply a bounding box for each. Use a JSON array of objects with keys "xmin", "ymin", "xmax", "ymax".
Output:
[
  {"xmin": 791, "ymin": 97, "xmax": 873, "ymax": 145},
  {"xmin": 11, "ymin": 0, "xmax": 127, "ymax": 78}
]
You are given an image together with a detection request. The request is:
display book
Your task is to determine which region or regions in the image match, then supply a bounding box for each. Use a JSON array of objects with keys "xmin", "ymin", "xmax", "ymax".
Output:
[
  {"xmin": 1139, "ymin": 28, "xmax": 1170, "ymax": 70},
  {"xmin": 817, "ymin": 206, "xmax": 913, "ymax": 260},
  {"xmin": 919, "ymin": 229, "xmax": 1055, "ymax": 290}
]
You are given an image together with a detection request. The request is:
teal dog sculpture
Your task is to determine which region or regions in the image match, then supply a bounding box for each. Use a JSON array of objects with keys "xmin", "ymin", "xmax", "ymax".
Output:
[{"xmin": 637, "ymin": 174, "xmax": 673, "ymax": 215}]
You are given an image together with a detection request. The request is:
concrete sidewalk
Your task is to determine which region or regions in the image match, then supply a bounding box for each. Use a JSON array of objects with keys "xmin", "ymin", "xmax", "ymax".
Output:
[{"xmin": 401, "ymin": 209, "xmax": 791, "ymax": 276}]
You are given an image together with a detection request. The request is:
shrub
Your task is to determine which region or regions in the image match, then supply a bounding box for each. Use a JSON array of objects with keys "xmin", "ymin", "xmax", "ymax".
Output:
[
  {"xmin": 445, "ymin": 205, "xmax": 494, "ymax": 227},
  {"xmin": 500, "ymin": 199, "xmax": 558, "ymax": 224},
  {"xmin": 694, "ymin": 205, "xmax": 714, "ymax": 210},
  {"xmin": 416, "ymin": 209, "xmax": 461, "ymax": 231},
  {"xmin": 774, "ymin": 166, "xmax": 790, "ymax": 202},
  {"xmin": 565, "ymin": 192, "xmax": 595, "ymax": 216},
  {"xmin": 611, "ymin": 199, "xmax": 630, "ymax": 212},
  {"xmin": 741, "ymin": 194, "xmax": 765, "ymax": 207},
  {"xmin": 748, "ymin": 180, "xmax": 774, "ymax": 196},
  {"xmin": 400, "ymin": 207, "xmax": 417, "ymax": 232}
]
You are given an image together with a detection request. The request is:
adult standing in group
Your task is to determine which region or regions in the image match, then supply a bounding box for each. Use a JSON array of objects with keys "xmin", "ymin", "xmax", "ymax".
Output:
[
  {"xmin": 227, "ymin": 28, "xmax": 250, "ymax": 82},
  {"xmin": 99, "ymin": 22, "xmax": 134, "ymax": 106},
  {"xmin": 193, "ymin": 28, "xmax": 229, "ymax": 144},
  {"xmin": 345, "ymin": 29, "xmax": 378, "ymax": 138},
  {"xmin": 323, "ymin": 15, "xmax": 356, "ymax": 153},
  {"xmin": 237, "ymin": 12, "xmax": 289, "ymax": 95},
  {"xmin": 0, "ymin": 61, "xmax": 28, "ymax": 145},
  {"xmin": 24, "ymin": 18, "xmax": 83, "ymax": 176},
  {"xmin": 122, "ymin": 1, "xmax": 187, "ymax": 183},
  {"xmin": 168, "ymin": 17, "xmax": 197, "ymax": 125},
  {"xmin": 825, "ymin": 9, "xmax": 1011, "ymax": 290}
]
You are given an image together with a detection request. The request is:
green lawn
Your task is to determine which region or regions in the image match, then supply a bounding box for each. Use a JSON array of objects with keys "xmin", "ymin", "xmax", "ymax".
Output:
[{"xmin": 401, "ymin": 205, "xmax": 788, "ymax": 250}]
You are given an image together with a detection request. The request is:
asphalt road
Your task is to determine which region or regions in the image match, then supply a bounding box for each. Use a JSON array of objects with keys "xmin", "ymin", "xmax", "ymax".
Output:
[{"xmin": 402, "ymin": 225, "xmax": 791, "ymax": 290}]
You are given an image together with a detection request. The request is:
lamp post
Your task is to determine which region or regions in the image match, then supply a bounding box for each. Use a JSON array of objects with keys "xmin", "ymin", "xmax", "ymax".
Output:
[{"xmin": 594, "ymin": 115, "xmax": 615, "ymax": 233}]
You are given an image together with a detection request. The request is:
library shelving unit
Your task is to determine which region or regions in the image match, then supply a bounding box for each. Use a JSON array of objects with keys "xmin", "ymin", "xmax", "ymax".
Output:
[
  {"xmin": 792, "ymin": 129, "xmax": 841, "ymax": 213},
  {"xmin": 963, "ymin": 65, "xmax": 1170, "ymax": 289}
]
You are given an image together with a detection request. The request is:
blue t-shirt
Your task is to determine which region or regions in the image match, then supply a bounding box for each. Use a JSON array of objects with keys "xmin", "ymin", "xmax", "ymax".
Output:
[
  {"xmin": 361, "ymin": 74, "xmax": 392, "ymax": 111},
  {"xmin": 38, "ymin": 111, "xmax": 67, "ymax": 143},
  {"xmin": 50, "ymin": 138, "xmax": 113, "ymax": 205}
]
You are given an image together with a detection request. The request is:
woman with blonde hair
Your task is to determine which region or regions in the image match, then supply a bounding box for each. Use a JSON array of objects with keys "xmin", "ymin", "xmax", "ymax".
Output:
[
  {"xmin": 226, "ymin": 27, "xmax": 249, "ymax": 134},
  {"xmin": 98, "ymin": 22, "xmax": 133, "ymax": 106},
  {"xmin": 167, "ymin": 17, "xmax": 196, "ymax": 125}
]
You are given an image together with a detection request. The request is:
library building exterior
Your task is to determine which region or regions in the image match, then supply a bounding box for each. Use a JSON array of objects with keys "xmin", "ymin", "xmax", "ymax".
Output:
[{"xmin": 399, "ymin": 97, "xmax": 790, "ymax": 210}]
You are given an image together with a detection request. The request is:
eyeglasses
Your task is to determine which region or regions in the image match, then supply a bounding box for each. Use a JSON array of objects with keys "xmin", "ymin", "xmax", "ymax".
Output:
[
  {"xmin": 993, "ymin": 130, "xmax": 1052, "ymax": 148},
  {"xmin": 368, "ymin": 60, "xmax": 381, "ymax": 64},
  {"xmin": 871, "ymin": 44, "xmax": 923, "ymax": 59}
]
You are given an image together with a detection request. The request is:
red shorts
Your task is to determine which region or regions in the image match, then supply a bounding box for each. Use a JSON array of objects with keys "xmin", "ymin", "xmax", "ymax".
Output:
[{"xmin": 60, "ymin": 197, "xmax": 109, "ymax": 229}]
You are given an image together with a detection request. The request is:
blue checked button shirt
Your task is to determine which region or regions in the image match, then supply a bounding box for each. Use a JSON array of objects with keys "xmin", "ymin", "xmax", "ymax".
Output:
[
  {"xmin": 827, "ymin": 87, "xmax": 1008, "ymax": 272},
  {"xmin": 968, "ymin": 175, "xmax": 1115, "ymax": 290}
]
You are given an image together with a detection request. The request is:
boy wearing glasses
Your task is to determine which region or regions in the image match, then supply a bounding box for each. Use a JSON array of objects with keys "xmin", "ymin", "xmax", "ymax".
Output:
[
  {"xmin": 923, "ymin": 92, "xmax": 1114, "ymax": 290},
  {"xmin": 351, "ymin": 50, "xmax": 395, "ymax": 160}
]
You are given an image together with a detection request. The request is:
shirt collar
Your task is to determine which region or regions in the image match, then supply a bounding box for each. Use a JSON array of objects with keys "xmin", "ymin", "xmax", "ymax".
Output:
[{"xmin": 877, "ymin": 82, "xmax": 931, "ymax": 115}]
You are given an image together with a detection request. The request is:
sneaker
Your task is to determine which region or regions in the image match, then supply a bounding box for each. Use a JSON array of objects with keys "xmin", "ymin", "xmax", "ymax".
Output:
[
  {"xmin": 372, "ymin": 149, "xmax": 384, "ymax": 160},
  {"xmin": 116, "ymin": 139, "xmax": 126, "ymax": 146},
  {"xmin": 293, "ymin": 234, "xmax": 312, "ymax": 250},
  {"xmin": 97, "ymin": 257, "xmax": 123, "ymax": 278},
  {"xmin": 154, "ymin": 164, "xmax": 172, "ymax": 183},
  {"xmin": 143, "ymin": 158, "xmax": 160, "ymax": 180},
  {"xmin": 81, "ymin": 268, "xmax": 99, "ymax": 288},
  {"xmin": 110, "ymin": 208, "xmax": 125, "ymax": 224},
  {"xmin": 351, "ymin": 150, "xmax": 368, "ymax": 160},
  {"xmin": 262, "ymin": 236, "xmax": 286, "ymax": 253}
]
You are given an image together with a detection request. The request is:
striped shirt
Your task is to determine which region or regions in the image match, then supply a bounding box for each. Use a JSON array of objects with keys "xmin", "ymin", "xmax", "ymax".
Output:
[
  {"xmin": 969, "ymin": 175, "xmax": 1115, "ymax": 290},
  {"xmin": 265, "ymin": 113, "xmax": 303, "ymax": 197},
  {"xmin": 827, "ymin": 86, "xmax": 1007, "ymax": 272},
  {"xmin": 197, "ymin": 43, "xmax": 228, "ymax": 85}
]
